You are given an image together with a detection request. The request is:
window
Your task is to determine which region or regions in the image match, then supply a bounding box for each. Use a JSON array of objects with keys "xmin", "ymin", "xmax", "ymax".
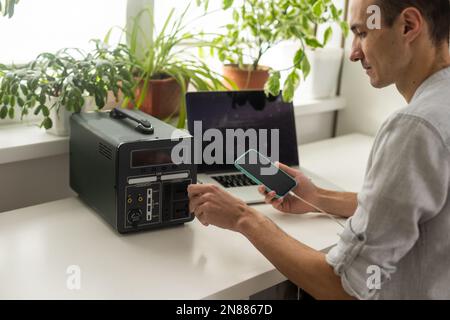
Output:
[
  {"xmin": 154, "ymin": 0, "xmax": 229, "ymax": 29},
  {"xmin": 0, "ymin": 0, "xmax": 128, "ymax": 65},
  {"xmin": 154, "ymin": 0, "xmax": 231, "ymax": 74}
]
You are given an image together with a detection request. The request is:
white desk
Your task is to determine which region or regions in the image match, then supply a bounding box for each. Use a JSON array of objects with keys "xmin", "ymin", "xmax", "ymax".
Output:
[
  {"xmin": 300, "ymin": 134, "xmax": 374, "ymax": 192},
  {"xmin": 0, "ymin": 134, "xmax": 374, "ymax": 299}
]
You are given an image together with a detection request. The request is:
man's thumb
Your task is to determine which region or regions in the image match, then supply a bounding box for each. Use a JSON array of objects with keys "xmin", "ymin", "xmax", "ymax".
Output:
[{"xmin": 275, "ymin": 162, "xmax": 299, "ymax": 178}]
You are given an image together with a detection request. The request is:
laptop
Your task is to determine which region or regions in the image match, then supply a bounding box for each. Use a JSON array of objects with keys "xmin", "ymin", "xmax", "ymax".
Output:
[{"xmin": 186, "ymin": 91, "xmax": 299, "ymax": 204}]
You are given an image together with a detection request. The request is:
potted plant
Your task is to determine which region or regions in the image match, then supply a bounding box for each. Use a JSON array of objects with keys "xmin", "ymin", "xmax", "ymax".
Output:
[
  {"xmin": 212, "ymin": 0, "xmax": 348, "ymax": 102},
  {"xmin": 298, "ymin": 46, "xmax": 345, "ymax": 100},
  {"xmin": 0, "ymin": 0, "xmax": 19, "ymax": 18},
  {"xmin": 0, "ymin": 44, "xmax": 135, "ymax": 135},
  {"xmin": 114, "ymin": 4, "xmax": 230, "ymax": 128}
]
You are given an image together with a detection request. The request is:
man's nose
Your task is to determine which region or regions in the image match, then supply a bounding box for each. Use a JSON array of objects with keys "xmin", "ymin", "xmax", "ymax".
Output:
[{"xmin": 350, "ymin": 43, "xmax": 364, "ymax": 62}]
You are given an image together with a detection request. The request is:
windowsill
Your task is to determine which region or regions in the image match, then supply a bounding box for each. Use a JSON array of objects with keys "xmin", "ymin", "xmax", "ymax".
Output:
[
  {"xmin": 0, "ymin": 123, "xmax": 69, "ymax": 165},
  {"xmin": 293, "ymin": 96, "xmax": 346, "ymax": 116},
  {"xmin": 0, "ymin": 97, "xmax": 346, "ymax": 165}
]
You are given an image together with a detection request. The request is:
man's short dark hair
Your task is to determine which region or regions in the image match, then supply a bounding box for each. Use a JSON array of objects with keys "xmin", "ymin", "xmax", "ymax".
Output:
[{"xmin": 377, "ymin": 0, "xmax": 450, "ymax": 46}]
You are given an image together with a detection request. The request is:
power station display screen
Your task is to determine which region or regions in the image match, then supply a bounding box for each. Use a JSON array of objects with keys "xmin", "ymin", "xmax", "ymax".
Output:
[{"xmin": 132, "ymin": 149, "xmax": 173, "ymax": 167}]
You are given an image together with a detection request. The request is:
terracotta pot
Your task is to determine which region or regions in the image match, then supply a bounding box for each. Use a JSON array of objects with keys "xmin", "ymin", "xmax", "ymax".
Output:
[
  {"xmin": 223, "ymin": 64, "xmax": 270, "ymax": 90},
  {"xmin": 133, "ymin": 77, "xmax": 182, "ymax": 119}
]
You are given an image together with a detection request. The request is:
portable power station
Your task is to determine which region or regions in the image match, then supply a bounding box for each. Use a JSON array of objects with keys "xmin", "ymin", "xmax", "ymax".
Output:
[{"xmin": 70, "ymin": 108, "xmax": 196, "ymax": 233}]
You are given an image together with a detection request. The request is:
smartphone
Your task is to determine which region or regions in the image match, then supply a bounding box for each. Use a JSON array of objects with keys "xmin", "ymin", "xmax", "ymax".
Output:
[{"xmin": 234, "ymin": 149, "xmax": 297, "ymax": 198}]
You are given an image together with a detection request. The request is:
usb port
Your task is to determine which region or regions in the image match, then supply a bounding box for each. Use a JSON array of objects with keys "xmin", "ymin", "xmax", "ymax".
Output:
[
  {"xmin": 146, "ymin": 203, "xmax": 153, "ymax": 221},
  {"xmin": 146, "ymin": 188, "xmax": 153, "ymax": 221}
]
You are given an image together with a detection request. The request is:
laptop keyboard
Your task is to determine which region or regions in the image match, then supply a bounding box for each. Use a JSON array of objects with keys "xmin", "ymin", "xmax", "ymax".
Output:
[{"xmin": 212, "ymin": 174, "xmax": 258, "ymax": 188}]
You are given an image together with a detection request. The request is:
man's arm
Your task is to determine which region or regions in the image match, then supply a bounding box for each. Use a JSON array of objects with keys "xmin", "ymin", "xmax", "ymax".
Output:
[
  {"xmin": 258, "ymin": 163, "xmax": 358, "ymax": 218},
  {"xmin": 237, "ymin": 206, "xmax": 355, "ymax": 300},
  {"xmin": 188, "ymin": 183, "xmax": 355, "ymax": 300},
  {"xmin": 316, "ymin": 188, "xmax": 358, "ymax": 218},
  {"xmin": 261, "ymin": 185, "xmax": 357, "ymax": 219}
]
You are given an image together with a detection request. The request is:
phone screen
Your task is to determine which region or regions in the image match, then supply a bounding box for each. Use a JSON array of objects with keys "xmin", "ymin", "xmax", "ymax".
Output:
[{"xmin": 235, "ymin": 150, "xmax": 297, "ymax": 198}]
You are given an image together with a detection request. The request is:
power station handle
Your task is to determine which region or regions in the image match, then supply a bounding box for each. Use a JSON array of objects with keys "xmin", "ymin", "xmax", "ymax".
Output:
[{"xmin": 110, "ymin": 108, "xmax": 154, "ymax": 134}]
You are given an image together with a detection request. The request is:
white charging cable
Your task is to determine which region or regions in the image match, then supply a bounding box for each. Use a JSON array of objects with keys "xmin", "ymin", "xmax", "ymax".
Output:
[{"xmin": 288, "ymin": 191, "xmax": 346, "ymax": 229}]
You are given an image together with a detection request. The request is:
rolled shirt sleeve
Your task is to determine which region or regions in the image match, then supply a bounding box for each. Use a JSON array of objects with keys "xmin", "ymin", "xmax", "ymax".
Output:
[{"xmin": 326, "ymin": 114, "xmax": 450, "ymax": 300}]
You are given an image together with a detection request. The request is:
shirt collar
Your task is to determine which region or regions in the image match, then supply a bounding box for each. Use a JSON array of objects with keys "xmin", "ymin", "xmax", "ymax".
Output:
[{"xmin": 411, "ymin": 66, "xmax": 450, "ymax": 102}]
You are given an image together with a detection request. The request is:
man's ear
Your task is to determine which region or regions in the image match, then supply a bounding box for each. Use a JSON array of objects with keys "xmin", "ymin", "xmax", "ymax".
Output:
[{"xmin": 399, "ymin": 7, "xmax": 424, "ymax": 43}]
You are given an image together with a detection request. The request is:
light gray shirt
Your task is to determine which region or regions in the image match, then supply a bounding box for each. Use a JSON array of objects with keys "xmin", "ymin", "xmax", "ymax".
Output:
[{"xmin": 326, "ymin": 66, "xmax": 450, "ymax": 300}]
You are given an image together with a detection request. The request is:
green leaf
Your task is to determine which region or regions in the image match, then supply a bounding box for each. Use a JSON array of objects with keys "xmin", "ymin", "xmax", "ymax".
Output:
[
  {"xmin": 95, "ymin": 92, "xmax": 105, "ymax": 109},
  {"xmin": 17, "ymin": 97, "xmax": 24, "ymax": 107},
  {"xmin": 232, "ymin": 9, "xmax": 239, "ymax": 22},
  {"xmin": 39, "ymin": 94, "xmax": 46, "ymax": 105},
  {"xmin": 293, "ymin": 49, "xmax": 305, "ymax": 67},
  {"xmin": 323, "ymin": 26, "xmax": 333, "ymax": 45},
  {"xmin": 42, "ymin": 105, "xmax": 50, "ymax": 117},
  {"xmin": 312, "ymin": 0, "xmax": 324, "ymax": 18},
  {"xmin": 264, "ymin": 71, "xmax": 281, "ymax": 97},
  {"xmin": 20, "ymin": 84, "xmax": 28, "ymax": 95},
  {"xmin": 34, "ymin": 104, "xmax": 43, "ymax": 116},
  {"xmin": 260, "ymin": 29, "xmax": 272, "ymax": 41},
  {"xmin": 29, "ymin": 96, "xmax": 37, "ymax": 108},
  {"xmin": 0, "ymin": 105, "xmax": 8, "ymax": 119},
  {"xmin": 20, "ymin": 107, "xmax": 29, "ymax": 120},
  {"xmin": 198, "ymin": 0, "xmax": 209, "ymax": 11},
  {"xmin": 305, "ymin": 37, "xmax": 323, "ymax": 48},
  {"xmin": 11, "ymin": 83, "xmax": 19, "ymax": 95},
  {"xmin": 41, "ymin": 117, "xmax": 53, "ymax": 130},
  {"xmin": 282, "ymin": 71, "xmax": 300, "ymax": 103},
  {"xmin": 30, "ymin": 78, "xmax": 39, "ymax": 91},
  {"xmin": 330, "ymin": 4, "xmax": 339, "ymax": 20},
  {"xmin": 8, "ymin": 106, "xmax": 15, "ymax": 119},
  {"xmin": 9, "ymin": 95, "xmax": 15, "ymax": 107},
  {"xmin": 301, "ymin": 56, "xmax": 311, "ymax": 79},
  {"xmin": 340, "ymin": 21, "xmax": 350, "ymax": 37},
  {"xmin": 7, "ymin": 0, "xmax": 16, "ymax": 18},
  {"xmin": 103, "ymin": 28, "xmax": 113, "ymax": 45},
  {"xmin": 223, "ymin": 0, "xmax": 234, "ymax": 10}
]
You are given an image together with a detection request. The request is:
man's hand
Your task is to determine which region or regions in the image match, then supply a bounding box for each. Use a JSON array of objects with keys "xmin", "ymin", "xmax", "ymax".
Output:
[
  {"xmin": 188, "ymin": 184, "xmax": 259, "ymax": 232},
  {"xmin": 188, "ymin": 175, "xmax": 355, "ymax": 300},
  {"xmin": 258, "ymin": 162, "xmax": 321, "ymax": 215}
]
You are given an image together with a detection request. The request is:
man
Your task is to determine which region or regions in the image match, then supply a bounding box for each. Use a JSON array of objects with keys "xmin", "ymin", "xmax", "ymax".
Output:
[{"xmin": 188, "ymin": 0, "xmax": 450, "ymax": 300}]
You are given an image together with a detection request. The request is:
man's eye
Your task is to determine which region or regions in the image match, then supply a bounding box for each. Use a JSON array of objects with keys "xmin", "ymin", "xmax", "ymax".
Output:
[{"xmin": 358, "ymin": 32, "xmax": 367, "ymax": 38}]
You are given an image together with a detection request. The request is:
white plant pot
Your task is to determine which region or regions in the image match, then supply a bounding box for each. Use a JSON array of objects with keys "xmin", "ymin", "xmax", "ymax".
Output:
[
  {"xmin": 46, "ymin": 96, "xmax": 97, "ymax": 137},
  {"xmin": 298, "ymin": 48, "xmax": 344, "ymax": 101},
  {"xmin": 261, "ymin": 42, "xmax": 344, "ymax": 101},
  {"xmin": 46, "ymin": 104, "xmax": 72, "ymax": 137}
]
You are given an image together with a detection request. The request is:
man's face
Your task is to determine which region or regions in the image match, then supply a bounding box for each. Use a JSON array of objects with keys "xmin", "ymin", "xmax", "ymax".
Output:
[{"xmin": 349, "ymin": 0, "xmax": 409, "ymax": 88}]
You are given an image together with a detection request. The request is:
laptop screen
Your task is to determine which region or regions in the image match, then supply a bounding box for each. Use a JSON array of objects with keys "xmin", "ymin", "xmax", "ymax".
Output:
[{"xmin": 186, "ymin": 91, "xmax": 299, "ymax": 173}]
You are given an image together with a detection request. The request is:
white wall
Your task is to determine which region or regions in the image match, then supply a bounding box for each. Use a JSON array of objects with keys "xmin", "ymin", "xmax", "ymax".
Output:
[
  {"xmin": 0, "ymin": 155, "xmax": 75, "ymax": 213},
  {"xmin": 336, "ymin": 36, "xmax": 405, "ymax": 136},
  {"xmin": 296, "ymin": 112, "xmax": 335, "ymax": 145}
]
